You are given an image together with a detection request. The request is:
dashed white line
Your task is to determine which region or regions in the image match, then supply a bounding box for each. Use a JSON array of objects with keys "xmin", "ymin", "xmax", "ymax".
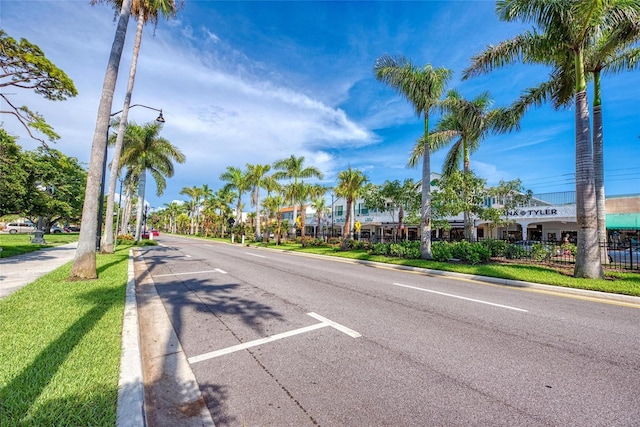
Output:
[
  {"xmin": 392, "ymin": 282, "xmax": 528, "ymax": 312},
  {"xmin": 245, "ymin": 252, "xmax": 267, "ymax": 258}
]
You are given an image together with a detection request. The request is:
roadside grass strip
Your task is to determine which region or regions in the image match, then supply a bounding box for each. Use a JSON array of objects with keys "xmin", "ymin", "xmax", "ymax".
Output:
[
  {"xmin": 189, "ymin": 312, "xmax": 360, "ymax": 364},
  {"xmin": 0, "ymin": 248, "xmax": 129, "ymax": 426}
]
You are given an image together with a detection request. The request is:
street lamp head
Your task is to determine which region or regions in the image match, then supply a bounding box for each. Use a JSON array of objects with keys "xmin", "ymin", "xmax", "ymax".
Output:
[{"xmin": 156, "ymin": 110, "xmax": 165, "ymax": 123}]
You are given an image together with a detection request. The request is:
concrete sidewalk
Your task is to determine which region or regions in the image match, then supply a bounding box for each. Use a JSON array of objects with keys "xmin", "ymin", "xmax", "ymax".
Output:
[{"xmin": 0, "ymin": 241, "xmax": 78, "ymax": 298}]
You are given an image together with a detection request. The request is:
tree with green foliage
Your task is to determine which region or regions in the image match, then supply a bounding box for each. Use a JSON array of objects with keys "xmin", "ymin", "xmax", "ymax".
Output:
[
  {"xmin": 0, "ymin": 129, "xmax": 29, "ymax": 216},
  {"xmin": 336, "ymin": 167, "xmax": 368, "ymax": 248},
  {"xmin": 431, "ymin": 170, "xmax": 488, "ymax": 239},
  {"xmin": 118, "ymin": 120, "xmax": 185, "ymax": 242},
  {"xmin": 463, "ymin": 0, "xmax": 639, "ymax": 272},
  {"xmin": 362, "ymin": 179, "xmax": 421, "ymax": 242},
  {"xmin": 484, "ymin": 179, "xmax": 533, "ymax": 239},
  {"xmin": 272, "ymin": 155, "xmax": 323, "ymax": 237},
  {"xmin": 0, "ymin": 30, "xmax": 78, "ymax": 145},
  {"xmin": 0, "ymin": 130, "xmax": 86, "ymax": 223},
  {"xmin": 101, "ymin": 0, "xmax": 182, "ymax": 253},
  {"xmin": 461, "ymin": 1, "xmax": 639, "ymax": 278},
  {"xmin": 263, "ymin": 193, "xmax": 286, "ymax": 245},
  {"xmin": 375, "ymin": 55, "xmax": 452, "ymax": 259},
  {"xmin": 179, "ymin": 185, "xmax": 202, "ymax": 235},
  {"xmin": 423, "ymin": 89, "xmax": 516, "ymax": 239},
  {"xmin": 220, "ymin": 166, "xmax": 250, "ymax": 226},
  {"xmin": 246, "ymin": 163, "xmax": 275, "ymax": 239}
]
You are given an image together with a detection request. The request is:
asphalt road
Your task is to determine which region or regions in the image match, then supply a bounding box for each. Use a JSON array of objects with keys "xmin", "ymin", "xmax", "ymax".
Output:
[{"xmin": 141, "ymin": 235, "xmax": 640, "ymax": 426}]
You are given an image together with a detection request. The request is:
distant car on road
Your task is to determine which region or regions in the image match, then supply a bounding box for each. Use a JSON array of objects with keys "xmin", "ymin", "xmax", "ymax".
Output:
[
  {"xmin": 2, "ymin": 222, "xmax": 36, "ymax": 234},
  {"xmin": 141, "ymin": 230, "xmax": 159, "ymax": 239},
  {"xmin": 66, "ymin": 226, "xmax": 80, "ymax": 232},
  {"xmin": 50, "ymin": 226, "xmax": 69, "ymax": 234}
]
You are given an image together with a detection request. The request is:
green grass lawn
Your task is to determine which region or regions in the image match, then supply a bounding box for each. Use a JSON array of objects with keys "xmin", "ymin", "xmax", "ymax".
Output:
[
  {"xmin": 0, "ymin": 233, "xmax": 79, "ymax": 258},
  {"xmin": 0, "ymin": 245, "xmax": 130, "ymax": 426}
]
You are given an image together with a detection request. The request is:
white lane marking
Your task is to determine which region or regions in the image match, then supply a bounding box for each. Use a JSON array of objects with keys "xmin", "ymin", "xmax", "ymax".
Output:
[
  {"xmin": 189, "ymin": 312, "xmax": 361, "ymax": 364},
  {"xmin": 245, "ymin": 252, "xmax": 266, "ymax": 258},
  {"xmin": 153, "ymin": 270, "xmax": 226, "ymax": 278},
  {"xmin": 392, "ymin": 282, "xmax": 528, "ymax": 312},
  {"xmin": 189, "ymin": 323, "xmax": 328, "ymax": 363},
  {"xmin": 307, "ymin": 312, "xmax": 362, "ymax": 338}
]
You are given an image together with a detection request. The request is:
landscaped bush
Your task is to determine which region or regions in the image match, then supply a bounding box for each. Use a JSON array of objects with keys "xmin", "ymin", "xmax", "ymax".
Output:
[
  {"xmin": 432, "ymin": 241, "xmax": 452, "ymax": 262},
  {"xmin": 389, "ymin": 243, "xmax": 405, "ymax": 257},
  {"xmin": 371, "ymin": 242, "xmax": 390, "ymax": 256},
  {"xmin": 465, "ymin": 244, "xmax": 492, "ymax": 264},
  {"xmin": 450, "ymin": 241, "xmax": 473, "ymax": 260},
  {"xmin": 307, "ymin": 238, "xmax": 327, "ymax": 247},
  {"xmin": 480, "ymin": 239, "xmax": 508, "ymax": 257},
  {"xmin": 531, "ymin": 242, "xmax": 553, "ymax": 261},
  {"xmin": 505, "ymin": 244, "xmax": 527, "ymax": 259},
  {"xmin": 401, "ymin": 240, "xmax": 421, "ymax": 259}
]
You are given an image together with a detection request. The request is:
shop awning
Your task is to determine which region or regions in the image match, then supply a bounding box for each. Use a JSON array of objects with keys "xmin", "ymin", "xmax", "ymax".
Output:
[{"xmin": 606, "ymin": 213, "xmax": 640, "ymax": 230}]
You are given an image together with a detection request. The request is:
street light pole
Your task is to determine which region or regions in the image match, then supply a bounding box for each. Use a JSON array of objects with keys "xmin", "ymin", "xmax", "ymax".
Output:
[{"xmin": 96, "ymin": 104, "xmax": 164, "ymax": 251}]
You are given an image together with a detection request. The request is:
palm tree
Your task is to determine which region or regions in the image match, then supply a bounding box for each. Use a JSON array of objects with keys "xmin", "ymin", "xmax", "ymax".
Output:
[
  {"xmin": 263, "ymin": 193, "xmax": 285, "ymax": 245},
  {"xmin": 308, "ymin": 184, "xmax": 329, "ymax": 239},
  {"xmin": 219, "ymin": 166, "xmax": 250, "ymax": 226},
  {"xmin": 311, "ymin": 196, "xmax": 328, "ymax": 239},
  {"xmin": 118, "ymin": 120, "xmax": 185, "ymax": 241},
  {"xmin": 179, "ymin": 185, "xmax": 201, "ymax": 234},
  {"xmin": 273, "ymin": 155, "xmax": 323, "ymax": 237},
  {"xmin": 335, "ymin": 167, "xmax": 368, "ymax": 248},
  {"xmin": 210, "ymin": 187, "xmax": 235, "ymax": 237},
  {"xmin": 246, "ymin": 163, "xmax": 274, "ymax": 240},
  {"xmin": 70, "ymin": 0, "xmax": 133, "ymax": 279},
  {"xmin": 419, "ymin": 89, "xmax": 514, "ymax": 240},
  {"xmin": 163, "ymin": 200, "xmax": 184, "ymax": 233},
  {"xmin": 464, "ymin": 10, "xmax": 640, "ymax": 264},
  {"xmin": 374, "ymin": 55, "xmax": 452, "ymax": 259},
  {"xmin": 462, "ymin": 0, "xmax": 637, "ymax": 278},
  {"xmin": 102, "ymin": 0, "xmax": 180, "ymax": 253}
]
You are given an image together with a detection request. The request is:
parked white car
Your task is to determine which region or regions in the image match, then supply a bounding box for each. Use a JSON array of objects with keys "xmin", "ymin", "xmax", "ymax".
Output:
[{"xmin": 2, "ymin": 222, "xmax": 36, "ymax": 234}]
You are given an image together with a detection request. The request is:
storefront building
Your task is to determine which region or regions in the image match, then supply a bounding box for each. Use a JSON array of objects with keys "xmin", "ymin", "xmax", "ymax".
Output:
[{"xmin": 315, "ymin": 192, "xmax": 639, "ymax": 243}]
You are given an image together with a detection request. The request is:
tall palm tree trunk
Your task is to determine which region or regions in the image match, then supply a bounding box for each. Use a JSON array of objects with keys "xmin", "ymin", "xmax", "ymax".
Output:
[
  {"xmin": 135, "ymin": 169, "xmax": 147, "ymax": 241},
  {"xmin": 420, "ymin": 116, "xmax": 433, "ymax": 258},
  {"xmin": 255, "ymin": 190, "xmax": 262, "ymax": 238},
  {"xmin": 70, "ymin": 0, "xmax": 132, "ymax": 279},
  {"xmin": 102, "ymin": 12, "xmax": 145, "ymax": 253},
  {"xmin": 592, "ymin": 72, "xmax": 608, "ymax": 264},
  {"xmin": 342, "ymin": 199, "xmax": 352, "ymax": 243},
  {"xmin": 574, "ymin": 90, "xmax": 603, "ymax": 278},
  {"xmin": 463, "ymin": 146, "xmax": 474, "ymax": 240}
]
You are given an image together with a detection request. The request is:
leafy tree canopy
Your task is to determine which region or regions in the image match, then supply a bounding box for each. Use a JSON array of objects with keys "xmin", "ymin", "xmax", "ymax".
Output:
[
  {"xmin": 0, "ymin": 29, "xmax": 78, "ymax": 144},
  {"xmin": 0, "ymin": 129, "xmax": 86, "ymax": 225}
]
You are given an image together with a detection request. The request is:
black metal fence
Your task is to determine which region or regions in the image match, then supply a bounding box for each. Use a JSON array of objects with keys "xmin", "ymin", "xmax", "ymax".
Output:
[{"xmin": 475, "ymin": 239, "xmax": 638, "ymax": 271}]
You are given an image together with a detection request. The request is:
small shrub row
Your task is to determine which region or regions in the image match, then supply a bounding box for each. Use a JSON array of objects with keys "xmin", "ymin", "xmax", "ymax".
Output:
[{"xmin": 369, "ymin": 241, "xmax": 421, "ymax": 259}]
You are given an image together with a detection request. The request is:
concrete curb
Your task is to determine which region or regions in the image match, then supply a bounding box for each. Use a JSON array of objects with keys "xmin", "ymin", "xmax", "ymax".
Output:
[
  {"xmin": 116, "ymin": 250, "xmax": 145, "ymax": 426},
  {"xmin": 134, "ymin": 251, "xmax": 216, "ymax": 427}
]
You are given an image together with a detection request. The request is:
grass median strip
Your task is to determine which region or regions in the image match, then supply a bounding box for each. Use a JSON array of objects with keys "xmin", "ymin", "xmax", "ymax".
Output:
[{"xmin": 0, "ymin": 246, "xmax": 130, "ymax": 427}]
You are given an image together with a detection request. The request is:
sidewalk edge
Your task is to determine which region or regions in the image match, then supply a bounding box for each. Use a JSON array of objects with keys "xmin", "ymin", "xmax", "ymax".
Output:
[{"xmin": 116, "ymin": 249, "xmax": 146, "ymax": 426}]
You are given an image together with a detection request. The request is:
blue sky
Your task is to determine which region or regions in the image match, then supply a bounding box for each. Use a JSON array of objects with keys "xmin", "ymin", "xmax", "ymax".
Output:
[{"xmin": 3, "ymin": 1, "xmax": 639, "ymax": 209}]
